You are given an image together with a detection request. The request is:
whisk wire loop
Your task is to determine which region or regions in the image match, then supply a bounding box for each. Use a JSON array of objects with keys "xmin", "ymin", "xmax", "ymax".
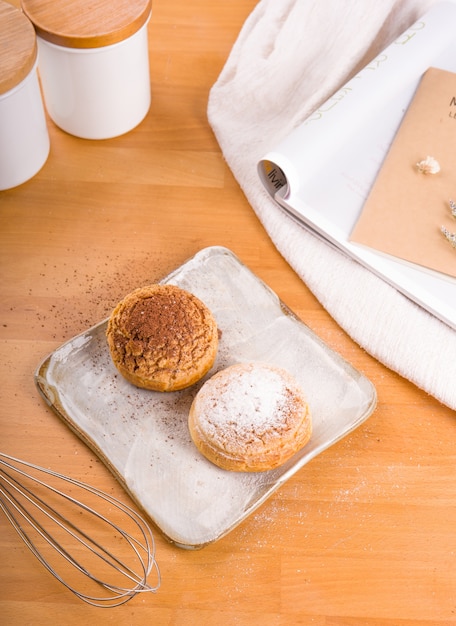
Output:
[{"xmin": 0, "ymin": 452, "xmax": 160, "ymax": 607}]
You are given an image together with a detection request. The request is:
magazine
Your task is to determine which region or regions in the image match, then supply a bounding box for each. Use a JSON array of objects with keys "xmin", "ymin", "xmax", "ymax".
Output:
[
  {"xmin": 258, "ymin": 1, "xmax": 456, "ymax": 330},
  {"xmin": 350, "ymin": 66, "xmax": 456, "ymax": 282}
]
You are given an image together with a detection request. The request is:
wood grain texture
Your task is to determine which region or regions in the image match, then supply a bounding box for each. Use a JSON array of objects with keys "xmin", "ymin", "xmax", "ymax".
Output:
[
  {"xmin": 1, "ymin": 0, "xmax": 456, "ymax": 624},
  {"xmin": 0, "ymin": 1, "xmax": 37, "ymax": 93},
  {"xmin": 21, "ymin": 0, "xmax": 152, "ymax": 47}
]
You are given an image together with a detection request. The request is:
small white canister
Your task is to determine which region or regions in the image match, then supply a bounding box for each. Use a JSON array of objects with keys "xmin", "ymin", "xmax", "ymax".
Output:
[
  {"xmin": 21, "ymin": 0, "xmax": 152, "ymax": 140},
  {"xmin": 0, "ymin": 1, "xmax": 50, "ymax": 191}
]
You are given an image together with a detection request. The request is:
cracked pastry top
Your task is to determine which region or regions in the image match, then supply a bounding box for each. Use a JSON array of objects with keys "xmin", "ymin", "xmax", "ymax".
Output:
[
  {"xmin": 188, "ymin": 362, "xmax": 312, "ymax": 472},
  {"xmin": 106, "ymin": 284, "xmax": 218, "ymax": 392}
]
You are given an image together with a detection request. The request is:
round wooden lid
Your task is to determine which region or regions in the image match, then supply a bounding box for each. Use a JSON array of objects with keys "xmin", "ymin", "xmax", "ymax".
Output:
[
  {"xmin": 21, "ymin": 0, "xmax": 152, "ymax": 49},
  {"xmin": 0, "ymin": 2, "xmax": 37, "ymax": 95}
]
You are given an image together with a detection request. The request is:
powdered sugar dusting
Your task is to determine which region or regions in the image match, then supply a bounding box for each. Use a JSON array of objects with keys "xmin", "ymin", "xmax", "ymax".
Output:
[{"xmin": 194, "ymin": 362, "xmax": 302, "ymax": 454}]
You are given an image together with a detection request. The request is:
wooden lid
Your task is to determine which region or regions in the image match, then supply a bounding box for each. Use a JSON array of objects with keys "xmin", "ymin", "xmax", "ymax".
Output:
[
  {"xmin": 0, "ymin": 2, "xmax": 37, "ymax": 95},
  {"xmin": 21, "ymin": 0, "xmax": 152, "ymax": 49}
]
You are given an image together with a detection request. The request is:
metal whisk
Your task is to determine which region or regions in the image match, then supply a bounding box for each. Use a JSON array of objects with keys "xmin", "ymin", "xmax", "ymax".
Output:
[{"xmin": 0, "ymin": 452, "xmax": 160, "ymax": 607}]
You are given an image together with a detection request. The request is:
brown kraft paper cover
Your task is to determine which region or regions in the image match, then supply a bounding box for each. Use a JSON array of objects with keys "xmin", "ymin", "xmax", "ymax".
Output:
[{"xmin": 350, "ymin": 67, "xmax": 456, "ymax": 280}]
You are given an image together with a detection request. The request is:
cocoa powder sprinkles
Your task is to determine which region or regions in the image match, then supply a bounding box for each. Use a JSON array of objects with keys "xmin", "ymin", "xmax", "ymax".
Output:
[{"xmin": 106, "ymin": 284, "xmax": 218, "ymax": 392}]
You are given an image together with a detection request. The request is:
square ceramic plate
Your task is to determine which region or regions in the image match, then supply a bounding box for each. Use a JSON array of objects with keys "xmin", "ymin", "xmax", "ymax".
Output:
[{"xmin": 35, "ymin": 246, "xmax": 377, "ymax": 549}]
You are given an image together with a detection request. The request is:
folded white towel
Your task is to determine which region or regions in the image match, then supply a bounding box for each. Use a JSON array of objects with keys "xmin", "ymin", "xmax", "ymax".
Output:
[{"xmin": 208, "ymin": 0, "xmax": 456, "ymax": 410}]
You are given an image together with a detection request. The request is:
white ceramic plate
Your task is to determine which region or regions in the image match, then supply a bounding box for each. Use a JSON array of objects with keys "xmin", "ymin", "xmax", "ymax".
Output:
[{"xmin": 35, "ymin": 246, "xmax": 377, "ymax": 549}]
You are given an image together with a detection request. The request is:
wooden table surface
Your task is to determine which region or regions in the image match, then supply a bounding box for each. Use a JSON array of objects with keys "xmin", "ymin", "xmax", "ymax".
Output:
[{"xmin": 1, "ymin": 1, "xmax": 456, "ymax": 624}]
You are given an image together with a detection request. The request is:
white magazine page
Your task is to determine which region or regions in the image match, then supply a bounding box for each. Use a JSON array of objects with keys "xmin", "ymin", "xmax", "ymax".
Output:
[{"xmin": 258, "ymin": 1, "xmax": 456, "ymax": 330}]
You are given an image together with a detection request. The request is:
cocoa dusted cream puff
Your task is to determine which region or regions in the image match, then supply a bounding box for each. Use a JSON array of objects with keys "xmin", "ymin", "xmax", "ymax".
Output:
[
  {"xmin": 106, "ymin": 284, "xmax": 218, "ymax": 392},
  {"xmin": 188, "ymin": 362, "xmax": 312, "ymax": 472}
]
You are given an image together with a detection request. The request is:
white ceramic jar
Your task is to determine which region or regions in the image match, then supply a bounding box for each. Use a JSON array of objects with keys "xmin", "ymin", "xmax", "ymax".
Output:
[
  {"xmin": 0, "ymin": 2, "xmax": 50, "ymax": 191},
  {"xmin": 21, "ymin": 0, "xmax": 152, "ymax": 140}
]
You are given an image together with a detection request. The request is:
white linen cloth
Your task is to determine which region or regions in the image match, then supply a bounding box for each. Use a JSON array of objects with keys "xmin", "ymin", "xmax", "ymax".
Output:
[{"xmin": 208, "ymin": 0, "xmax": 456, "ymax": 410}]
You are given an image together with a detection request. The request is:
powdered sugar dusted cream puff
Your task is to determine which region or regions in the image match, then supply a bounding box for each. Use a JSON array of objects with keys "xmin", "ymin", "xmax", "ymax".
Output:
[{"xmin": 188, "ymin": 362, "xmax": 312, "ymax": 471}]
